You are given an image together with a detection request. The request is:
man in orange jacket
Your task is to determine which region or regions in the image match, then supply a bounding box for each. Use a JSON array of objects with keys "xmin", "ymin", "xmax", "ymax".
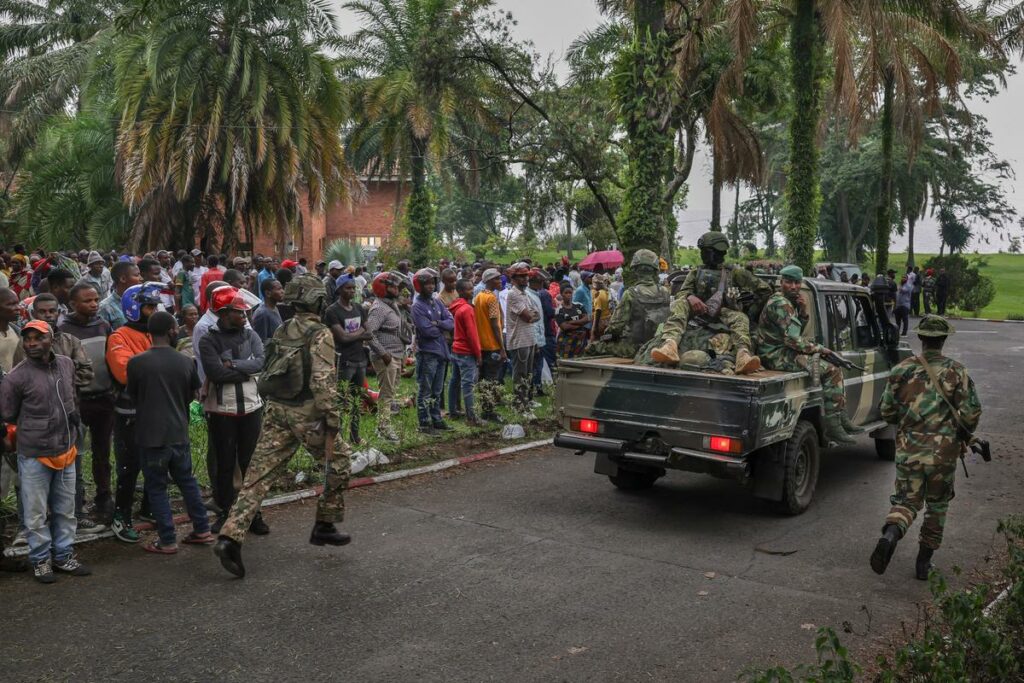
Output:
[{"xmin": 105, "ymin": 283, "xmax": 161, "ymax": 543}]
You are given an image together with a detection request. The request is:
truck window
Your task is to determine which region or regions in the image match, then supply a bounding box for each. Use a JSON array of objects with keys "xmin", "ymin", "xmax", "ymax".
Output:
[
  {"xmin": 825, "ymin": 294, "xmax": 853, "ymax": 351},
  {"xmin": 852, "ymin": 294, "xmax": 880, "ymax": 348}
]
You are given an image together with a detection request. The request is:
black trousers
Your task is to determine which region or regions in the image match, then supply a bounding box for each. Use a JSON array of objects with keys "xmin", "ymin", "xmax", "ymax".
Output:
[
  {"xmin": 114, "ymin": 414, "xmax": 147, "ymax": 520},
  {"xmin": 80, "ymin": 395, "xmax": 115, "ymax": 504},
  {"xmin": 207, "ymin": 410, "xmax": 263, "ymax": 513},
  {"xmin": 936, "ymin": 291, "xmax": 948, "ymax": 315}
]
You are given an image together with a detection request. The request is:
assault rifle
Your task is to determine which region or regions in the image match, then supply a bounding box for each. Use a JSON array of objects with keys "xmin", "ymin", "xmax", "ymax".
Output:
[{"xmin": 821, "ymin": 351, "xmax": 865, "ymax": 373}]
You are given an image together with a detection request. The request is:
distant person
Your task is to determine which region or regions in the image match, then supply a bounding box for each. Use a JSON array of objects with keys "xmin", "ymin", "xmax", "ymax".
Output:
[
  {"xmin": 935, "ymin": 268, "xmax": 950, "ymax": 315},
  {"xmin": 894, "ymin": 277, "xmax": 912, "ymax": 336},
  {"xmin": 252, "ymin": 279, "xmax": 285, "ymax": 342}
]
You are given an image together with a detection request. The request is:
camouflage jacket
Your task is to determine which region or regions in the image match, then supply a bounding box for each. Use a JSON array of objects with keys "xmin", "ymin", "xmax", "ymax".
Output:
[
  {"xmin": 605, "ymin": 279, "xmax": 670, "ymax": 343},
  {"xmin": 678, "ymin": 265, "xmax": 771, "ymax": 312},
  {"xmin": 880, "ymin": 350, "xmax": 981, "ymax": 443},
  {"xmin": 279, "ymin": 312, "xmax": 341, "ymax": 430},
  {"xmin": 756, "ymin": 292, "xmax": 821, "ymax": 364}
]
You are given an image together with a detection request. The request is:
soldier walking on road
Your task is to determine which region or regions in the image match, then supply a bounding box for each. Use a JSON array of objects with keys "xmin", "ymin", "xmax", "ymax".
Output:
[
  {"xmin": 214, "ymin": 274, "xmax": 352, "ymax": 578},
  {"xmin": 757, "ymin": 266, "xmax": 856, "ymax": 445},
  {"xmin": 870, "ymin": 315, "xmax": 981, "ymax": 580},
  {"xmin": 651, "ymin": 232, "xmax": 769, "ymax": 374}
]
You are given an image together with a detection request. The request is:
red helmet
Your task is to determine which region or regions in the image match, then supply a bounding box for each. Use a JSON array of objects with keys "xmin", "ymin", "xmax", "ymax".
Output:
[
  {"xmin": 371, "ymin": 271, "xmax": 402, "ymax": 298},
  {"xmin": 412, "ymin": 268, "xmax": 439, "ymax": 294}
]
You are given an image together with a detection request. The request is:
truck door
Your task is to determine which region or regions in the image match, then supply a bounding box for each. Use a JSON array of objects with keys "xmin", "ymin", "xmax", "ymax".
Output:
[
  {"xmin": 847, "ymin": 293, "xmax": 890, "ymax": 424},
  {"xmin": 824, "ymin": 292, "xmax": 879, "ymax": 425}
]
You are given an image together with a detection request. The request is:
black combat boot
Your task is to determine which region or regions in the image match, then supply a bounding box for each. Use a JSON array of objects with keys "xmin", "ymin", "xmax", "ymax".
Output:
[
  {"xmin": 870, "ymin": 524, "xmax": 903, "ymax": 575},
  {"xmin": 310, "ymin": 521, "xmax": 352, "ymax": 547},
  {"xmin": 915, "ymin": 545, "xmax": 935, "ymax": 581},
  {"xmin": 249, "ymin": 512, "xmax": 270, "ymax": 536},
  {"xmin": 214, "ymin": 537, "xmax": 245, "ymax": 578}
]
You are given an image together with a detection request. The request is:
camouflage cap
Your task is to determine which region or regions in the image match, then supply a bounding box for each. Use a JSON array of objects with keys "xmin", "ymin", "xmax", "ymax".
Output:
[
  {"xmin": 678, "ymin": 349, "xmax": 711, "ymax": 371},
  {"xmin": 284, "ymin": 272, "xmax": 327, "ymax": 310},
  {"xmin": 630, "ymin": 249, "xmax": 659, "ymax": 269},
  {"xmin": 779, "ymin": 265, "xmax": 804, "ymax": 282},
  {"xmin": 916, "ymin": 314, "xmax": 955, "ymax": 338},
  {"xmin": 697, "ymin": 231, "xmax": 730, "ymax": 252}
]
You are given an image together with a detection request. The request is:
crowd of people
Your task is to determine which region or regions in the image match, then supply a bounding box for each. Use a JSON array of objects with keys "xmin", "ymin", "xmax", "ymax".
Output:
[{"xmin": 0, "ymin": 245, "xmax": 651, "ymax": 582}]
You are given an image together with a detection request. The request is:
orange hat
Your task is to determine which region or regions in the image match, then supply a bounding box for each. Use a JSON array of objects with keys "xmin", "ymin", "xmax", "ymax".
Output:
[{"xmin": 20, "ymin": 320, "xmax": 52, "ymax": 337}]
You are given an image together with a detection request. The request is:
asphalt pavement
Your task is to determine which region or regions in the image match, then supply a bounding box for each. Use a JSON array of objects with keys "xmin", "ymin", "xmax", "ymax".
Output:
[{"xmin": 2, "ymin": 319, "xmax": 1022, "ymax": 682}]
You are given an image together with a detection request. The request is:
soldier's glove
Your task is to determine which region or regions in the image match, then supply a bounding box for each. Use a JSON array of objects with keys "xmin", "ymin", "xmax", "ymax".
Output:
[{"xmin": 970, "ymin": 439, "xmax": 992, "ymax": 462}]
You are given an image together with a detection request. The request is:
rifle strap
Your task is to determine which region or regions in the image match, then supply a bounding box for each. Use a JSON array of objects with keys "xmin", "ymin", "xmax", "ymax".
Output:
[{"xmin": 917, "ymin": 354, "xmax": 970, "ymax": 436}]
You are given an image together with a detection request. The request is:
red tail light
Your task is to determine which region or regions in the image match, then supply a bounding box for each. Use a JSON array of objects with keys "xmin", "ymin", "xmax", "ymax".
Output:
[
  {"xmin": 579, "ymin": 419, "xmax": 600, "ymax": 434},
  {"xmin": 706, "ymin": 435, "xmax": 742, "ymax": 454}
]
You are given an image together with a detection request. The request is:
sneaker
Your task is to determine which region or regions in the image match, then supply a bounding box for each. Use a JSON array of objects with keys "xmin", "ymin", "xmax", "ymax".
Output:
[
  {"xmin": 111, "ymin": 514, "xmax": 140, "ymax": 544},
  {"xmin": 136, "ymin": 508, "xmax": 156, "ymax": 524},
  {"xmin": 417, "ymin": 424, "xmax": 436, "ymax": 436},
  {"xmin": 53, "ymin": 556, "xmax": 92, "ymax": 576},
  {"xmin": 431, "ymin": 420, "xmax": 451, "ymax": 431},
  {"xmin": 33, "ymin": 560, "xmax": 56, "ymax": 584},
  {"xmin": 377, "ymin": 427, "xmax": 400, "ymax": 443},
  {"xmin": 76, "ymin": 518, "xmax": 108, "ymax": 537},
  {"xmin": 530, "ymin": 401, "xmax": 542, "ymax": 409},
  {"xmin": 12, "ymin": 529, "xmax": 28, "ymax": 547}
]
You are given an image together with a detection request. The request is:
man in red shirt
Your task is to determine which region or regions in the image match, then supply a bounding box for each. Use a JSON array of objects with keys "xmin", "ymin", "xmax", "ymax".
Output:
[
  {"xmin": 448, "ymin": 279, "xmax": 483, "ymax": 425},
  {"xmin": 198, "ymin": 255, "xmax": 226, "ymax": 312}
]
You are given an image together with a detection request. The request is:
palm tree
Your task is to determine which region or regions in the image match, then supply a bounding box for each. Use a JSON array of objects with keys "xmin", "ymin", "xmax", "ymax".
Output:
[
  {"xmin": 113, "ymin": 0, "xmax": 357, "ymax": 252},
  {"xmin": 339, "ymin": 0, "xmax": 507, "ymax": 266},
  {"xmin": 0, "ymin": 0, "xmax": 121, "ymax": 164}
]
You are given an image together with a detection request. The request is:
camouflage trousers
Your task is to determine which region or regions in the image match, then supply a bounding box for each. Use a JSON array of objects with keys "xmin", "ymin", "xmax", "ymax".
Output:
[
  {"xmin": 220, "ymin": 401, "xmax": 352, "ymax": 544},
  {"xmin": 585, "ymin": 338, "xmax": 638, "ymax": 359},
  {"xmin": 885, "ymin": 440, "xmax": 958, "ymax": 550},
  {"xmin": 761, "ymin": 350, "xmax": 846, "ymax": 415},
  {"xmin": 661, "ymin": 298, "xmax": 752, "ymax": 352}
]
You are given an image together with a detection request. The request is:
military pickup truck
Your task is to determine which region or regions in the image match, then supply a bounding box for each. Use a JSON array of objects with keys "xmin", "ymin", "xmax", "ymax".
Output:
[{"xmin": 553, "ymin": 278, "xmax": 910, "ymax": 514}]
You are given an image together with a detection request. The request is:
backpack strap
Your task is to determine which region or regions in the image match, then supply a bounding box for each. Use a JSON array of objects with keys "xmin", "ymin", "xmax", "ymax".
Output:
[{"xmin": 917, "ymin": 354, "xmax": 970, "ymax": 439}]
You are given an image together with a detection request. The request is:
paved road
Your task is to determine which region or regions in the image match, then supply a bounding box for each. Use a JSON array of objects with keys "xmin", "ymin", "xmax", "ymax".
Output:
[{"xmin": 3, "ymin": 320, "xmax": 1022, "ymax": 682}]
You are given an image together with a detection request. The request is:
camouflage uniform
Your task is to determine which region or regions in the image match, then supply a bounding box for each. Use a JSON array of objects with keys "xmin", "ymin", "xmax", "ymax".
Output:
[
  {"xmin": 880, "ymin": 349, "xmax": 981, "ymax": 549},
  {"xmin": 587, "ymin": 251, "xmax": 670, "ymax": 358},
  {"xmin": 757, "ymin": 291, "xmax": 846, "ymax": 415},
  {"xmin": 219, "ymin": 312, "xmax": 351, "ymax": 545},
  {"xmin": 661, "ymin": 264, "xmax": 771, "ymax": 352}
]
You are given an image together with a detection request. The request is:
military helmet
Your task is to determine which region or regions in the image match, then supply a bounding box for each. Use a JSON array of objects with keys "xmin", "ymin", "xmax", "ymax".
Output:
[
  {"xmin": 916, "ymin": 314, "xmax": 955, "ymax": 338},
  {"xmin": 678, "ymin": 349, "xmax": 711, "ymax": 371},
  {"xmin": 630, "ymin": 249, "xmax": 660, "ymax": 270},
  {"xmin": 779, "ymin": 265, "xmax": 804, "ymax": 282},
  {"xmin": 284, "ymin": 272, "xmax": 327, "ymax": 311},
  {"xmin": 697, "ymin": 231, "xmax": 730, "ymax": 252}
]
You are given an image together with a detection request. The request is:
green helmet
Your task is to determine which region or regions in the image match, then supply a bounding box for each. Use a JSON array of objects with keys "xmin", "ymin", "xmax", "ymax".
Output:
[
  {"xmin": 678, "ymin": 349, "xmax": 711, "ymax": 371},
  {"xmin": 697, "ymin": 231, "xmax": 729, "ymax": 252},
  {"xmin": 285, "ymin": 272, "xmax": 327, "ymax": 312},
  {"xmin": 917, "ymin": 314, "xmax": 955, "ymax": 338},
  {"xmin": 630, "ymin": 249, "xmax": 659, "ymax": 270},
  {"xmin": 779, "ymin": 265, "xmax": 804, "ymax": 282}
]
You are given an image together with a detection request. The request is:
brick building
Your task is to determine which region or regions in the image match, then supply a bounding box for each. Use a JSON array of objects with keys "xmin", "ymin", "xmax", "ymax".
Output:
[{"xmin": 252, "ymin": 178, "xmax": 403, "ymax": 263}]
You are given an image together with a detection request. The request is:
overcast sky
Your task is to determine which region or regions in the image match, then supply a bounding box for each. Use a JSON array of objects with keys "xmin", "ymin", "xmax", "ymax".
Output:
[{"xmin": 335, "ymin": 0, "xmax": 1023, "ymax": 254}]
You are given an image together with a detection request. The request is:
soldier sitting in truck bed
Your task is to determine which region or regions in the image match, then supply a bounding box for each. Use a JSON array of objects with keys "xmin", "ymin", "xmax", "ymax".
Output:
[
  {"xmin": 650, "ymin": 232, "xmax": 771, "ymax": 375},
  {"xmin": 586, "ymin": 249, "xmax": 670, "ymax": 359}
]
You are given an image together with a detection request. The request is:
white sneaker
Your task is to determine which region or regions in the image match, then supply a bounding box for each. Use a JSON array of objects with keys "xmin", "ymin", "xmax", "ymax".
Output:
[{"xmin": 12, "ymin": 529, "xmax": 28, "ymax": 547}]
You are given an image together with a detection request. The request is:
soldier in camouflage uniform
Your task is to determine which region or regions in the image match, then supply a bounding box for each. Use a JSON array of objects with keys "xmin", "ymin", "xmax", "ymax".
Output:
[
  {"xmin": 870, "ymin": 315, "xmax": 981, "ymax": 580},
  {"xmin": 214, "ymin": 273, "xmax": 352, "ymax": 578},
  {"xmin": 587, "ymin": 249, "xmax": 670, "ymax": 358},
  {"xmin": 651, "ymin": 232, "xmax": 770, "ymax": 374},
  {"xmin": 757, "ymin": 265, "xmax": 855, "ymax": 445}
]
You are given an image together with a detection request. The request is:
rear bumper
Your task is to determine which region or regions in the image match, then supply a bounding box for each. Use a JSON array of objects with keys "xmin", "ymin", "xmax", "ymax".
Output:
[{"xmin": 554, "ymin": 432, "xmax": 749, "ymax": 480}]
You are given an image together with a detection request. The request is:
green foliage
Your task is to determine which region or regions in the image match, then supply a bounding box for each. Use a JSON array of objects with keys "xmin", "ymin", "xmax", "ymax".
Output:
[
  {"xmin": 1007, "ymin": 313, "xmax": 1024, "ymax": 321},
  {"xmin": 743, "ymin": 626, "xmax": 859, "ymax": 682},
  {"xmin": 13, "ymin": 108, "xmax": 130, "ymax": 250},
  {"xmin": 923, "ymin": 254, "xmax": 997, "ymax": 312},
  {"xmin": 323, "ymin": 240, "xmax": 366, "ymax": 267},
  {"xmin": 405, "ymin": 180, "xmax": 436, "ymax": 266}
]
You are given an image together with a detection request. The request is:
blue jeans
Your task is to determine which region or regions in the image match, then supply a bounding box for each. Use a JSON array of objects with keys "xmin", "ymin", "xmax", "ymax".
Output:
[
  {"xmin": 140, "ymin": 443, "xmax": 210, "ymax": 546},
  {"xmin": 18, "ymin": 454, "xmax": 76, "ymax": 566},
  {"xmin": 416, "ymin": 352, "xmax": 447, "ymax": 425},
  {"xmin": 448, "ymin": 353, "xmax": 479, "ymax": 418}
]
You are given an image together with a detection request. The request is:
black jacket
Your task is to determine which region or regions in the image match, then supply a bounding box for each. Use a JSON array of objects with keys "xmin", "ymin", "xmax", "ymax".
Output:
[
  {"xmin": 0, "ymin": 353, "xmax": 78, "ymax": 458},
  {"xmin": 198, "ymin": 322, "xmax": 265, "ymax": 415}
]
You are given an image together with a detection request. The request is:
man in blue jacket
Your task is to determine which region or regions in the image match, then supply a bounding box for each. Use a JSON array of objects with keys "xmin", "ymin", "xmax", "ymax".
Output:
[{"xmin": 411, "ymin": 269, "xmax": 454, "ymax": 434}]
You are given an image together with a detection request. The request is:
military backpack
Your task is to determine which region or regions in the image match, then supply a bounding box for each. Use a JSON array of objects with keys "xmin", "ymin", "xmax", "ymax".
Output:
[
  {"xmin": 628, "ymin": 284, "xmax": 670, "ymax": 345},
  {"xmin": 257, "ymin": 320, "xmax": 322, "ymax": 404}
]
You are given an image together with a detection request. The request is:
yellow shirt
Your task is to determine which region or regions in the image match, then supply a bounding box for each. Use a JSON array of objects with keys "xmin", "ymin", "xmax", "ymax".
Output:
[{"xmin": 592, "ymin": 289, "xmax": 610, "ymax": 317}]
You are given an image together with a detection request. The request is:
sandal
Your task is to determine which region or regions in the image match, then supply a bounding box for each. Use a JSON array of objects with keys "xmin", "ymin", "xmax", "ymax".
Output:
[
  {"xmin": 143, "ymin": 541, "xmax": 178, "ymax": 555},
  {"xmin": 182, "ymin": 531, "xmax": 216, "ymax": 546}
]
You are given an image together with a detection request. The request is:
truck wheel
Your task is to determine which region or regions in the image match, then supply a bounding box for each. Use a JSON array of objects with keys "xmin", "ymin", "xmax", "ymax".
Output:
[
  {"xmin": 776, "ymin": 420, "xmax": 820, "ymax": 515},
  {"xmin": 875, "ymin": 438, "xmax": 896, "ymax": 461},
  {"xmin": 609, "ymin": 468, "xmax": 661, "ymax": 491}
]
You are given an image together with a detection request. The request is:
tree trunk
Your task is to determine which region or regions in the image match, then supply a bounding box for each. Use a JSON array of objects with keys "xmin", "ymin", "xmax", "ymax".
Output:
[
  {"xmin": 874, "ymin": 67, "xmax": 895, "ymax": 274},
  {"xmin": 729, "ymin": 183, "xmax": 740, "ymax": 256},
  {"xmin": 565, "ymin": 202, "xmax": 574, "ymax": 261},
  {"xmin": 406, "ymin": 135, "xmax": 434, "ymax": 266},
  {"xmin": 837, "ymin": 190, "xmax": 853, "ymax": 262},
  {"xmin": 906, "ymin": 213, "xmax": 916, "ymax": 267},
  {"xmin": 784, "ymin": 0, "xmax": 823, "ymax": 273},
  {"xmin": 711, "ymin": 152, "xmax": 723, "ymax": 231}
]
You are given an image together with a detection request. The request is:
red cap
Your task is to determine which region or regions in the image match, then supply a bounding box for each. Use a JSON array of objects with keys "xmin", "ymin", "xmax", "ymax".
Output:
[
  {"xmin": 20, "ymin": 320, "xmax": 52, "ymax": 337},
  {"xmin": 281, "ymin": 259, "xmax": 299, "ymax": 270},
  {"xmin": 210, "ymin": 287, "xmax": 247, "ymax": 312}
]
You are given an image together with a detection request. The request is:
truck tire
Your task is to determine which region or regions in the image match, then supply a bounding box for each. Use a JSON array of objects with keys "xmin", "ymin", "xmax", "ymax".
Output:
[
  {"xmin": 776, "ymin": 420, "xmax": 820, "ymax": 515},
  {"xmin": 875, "ymin": 438, "xmax": 896, "ymax": 461},
  {"xmin": 609, "ymin": 468, "xmax": 661, "ymax": 491}
]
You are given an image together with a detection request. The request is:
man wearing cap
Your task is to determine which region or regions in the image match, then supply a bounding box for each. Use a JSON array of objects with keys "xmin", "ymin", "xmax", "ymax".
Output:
[
  {"xmin": 651, "ymin": 231, "xmax": 769, "ymax": 374},
  {"xmin": 198, "ymin": 288, "xmax": 266, "ymax": 534},
  {"xmin": 870, "ymin": 315, "xmax": 982, "ymax": 580},
  {"xmin": 474, "ymin": 267, "xmax": 507, "ymax": 422},
  {"xmin": 505, "ymin": 263, "xmax": 541, "ymax": 415},
  {"xmin": 323, "ymin": 260, "xmax": 344, "ymax": 303},
  {"xmin": 757, "ymin": 265, "xmax": 855, "ymax": 444},
  {"xmin": 78, "ymin": 251, "xmax": 112, "ymax": 299},
  {"xmin": 1, "ymin": 319, "xmax": 89, "ymax": 583}
]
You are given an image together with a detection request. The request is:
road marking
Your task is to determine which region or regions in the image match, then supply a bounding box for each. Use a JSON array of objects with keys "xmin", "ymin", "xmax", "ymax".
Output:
[{"xmin": 957, "ymin": 331, "xmax": 998, "ymax": 334}]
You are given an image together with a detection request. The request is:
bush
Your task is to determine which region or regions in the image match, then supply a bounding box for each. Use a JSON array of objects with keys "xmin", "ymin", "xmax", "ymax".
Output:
[
  {"xmin": 923, "ymin": 254, "xmax": 996, "ymax": 313},
  {"xmin": 1007, "ymin": 313, "xmax": 1024, "ymax": 321}
]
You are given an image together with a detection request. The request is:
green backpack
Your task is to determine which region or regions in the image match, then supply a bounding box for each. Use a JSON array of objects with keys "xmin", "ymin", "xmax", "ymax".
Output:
[{"xmin": 257, "ymin": 322, "xmax": 322, "ymax": 403}]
